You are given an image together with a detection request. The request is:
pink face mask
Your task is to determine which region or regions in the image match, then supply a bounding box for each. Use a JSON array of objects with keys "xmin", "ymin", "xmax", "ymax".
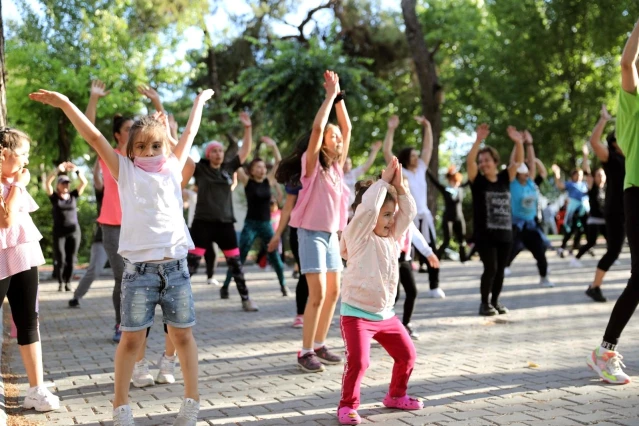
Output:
[{"xmin": 134, "ymin": 155, "xmax": 167, "ymax": 173}]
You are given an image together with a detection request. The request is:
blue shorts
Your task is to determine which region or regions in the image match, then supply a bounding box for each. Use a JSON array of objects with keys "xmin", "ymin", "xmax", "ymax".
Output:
[
  {"xmin": 120, "ymin": 258, "xmax": 196, "ymax": 332},
  {"xmin": 297, "ymin": 228, "xmax": 343, "ymax": 274}
]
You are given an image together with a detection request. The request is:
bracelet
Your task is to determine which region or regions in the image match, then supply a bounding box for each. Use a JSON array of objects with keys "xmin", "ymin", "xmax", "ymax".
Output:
[{"xmin": 333, "ymin": 91, "xmax": 346, "ymax": 104}]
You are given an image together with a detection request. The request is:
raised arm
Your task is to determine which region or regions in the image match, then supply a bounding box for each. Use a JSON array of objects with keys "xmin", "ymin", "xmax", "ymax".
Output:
[
  {"xmin": 535, "ymin": 158, "xmax": 548, "ymax": 180},
  {"xmin": 590, "ymin": 104, "xmax": 612, "ymax": 163},
  {"xmin": 181, "ymin": 157, "xmax": 196, "ymax": 189},
  {"xmin": 383, "ymin": 115, "xmax": 399, "ymax": 165},
  {"xmin": 524, "ymin": 130, "xmax": 536, "ymax": 180},
  {"xmin": 261, "ymin": 136, "xmax": 282, "ymax": 180},
  {"xmin": 506, "ymin": 126, "xmax": 525, "ymax": 182},
  {"xmin": 581, "ymin": 144, "xmax": 591, "ymax": 175},
  {"xmin": 356, "ymin": 141, "xmax": 382, "ymax": 177},
  {"xmin": 467, "ymin": 123, "xmax": 490, "ymax": 183},
  {"xmin": 390, "ymin": 161, "xmax": 416, "ymax": 238},
  {"xmin": 237, "ymin": 112, "xmax": 253, "ymax": 164},
  {"xmin": 68, "ymin": 162, "xmax": 88, "ymax": 195},
  {"xmin": 236, "ymin": 167, "xmax": 249, "ymax": 186},
  {"xmin": 29, "ymin": 90, "xmax": 119, "ymax": 179},
  {"xmin": 173, "ymin": 89, "xmax": 214, "ymax": 168},
  {"xmin": 415, "ymin": 116, "xmax": 433, "ymax": 166},
  {"xmin": 334, "ymin": 91, "xmax": 352, "ymax": 167},
  {"xmin": 231, "ymin": 172, "xmax": 239, "ymax": 191},
  {"xmin": 137, "ymin": 85, "xmax": 164, "ymax": 113},
  {"xmin": 92, "ymin": 160, "xmax": 103, "ymax": 191},
  {"xmin": 306, "ymin": 71, "xmax": 339, "ymax": 177},
  {"xmin": 85, "ymin": 80, "xmax": 110, "ymax": 125},
  {"xmin": 43, "ymin": 167, "xmax": 58, "ymax": 196},
  {"xmin": 621, "ymin": 17, "xmax": 639, "ymax": 94},
  {"xmin": 551, "ymin": 164, "xmax": 566, "ymax": 190}
]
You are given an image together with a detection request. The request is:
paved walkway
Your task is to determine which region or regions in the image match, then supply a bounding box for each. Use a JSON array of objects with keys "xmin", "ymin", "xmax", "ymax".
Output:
[{"xmin": 4, "ymin": 247, "xmax": 639, "ymax": 425}]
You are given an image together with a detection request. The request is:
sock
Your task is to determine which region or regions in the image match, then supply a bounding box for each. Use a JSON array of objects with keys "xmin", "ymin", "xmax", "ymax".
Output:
[
  {"xmin": 313, "ymin": 341, "xmax": 325, "ymax": 350},
  {"xmin": 300, "ymin": 348, "xmax": 314, "ymax": 356},
  {"xmin": 163, "ymin": 352, "xmax": 176, "ymax": 360},
  {"xmin": 600, "ymin": 341, "xmax": 617, "ymax": 352}
]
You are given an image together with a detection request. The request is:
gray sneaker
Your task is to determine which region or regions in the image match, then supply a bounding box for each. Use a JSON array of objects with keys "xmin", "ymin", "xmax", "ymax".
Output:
[
  {"xmin": 297, "ymin": 352, "xmax": 326, "ymax": 373},
  {"xmin": 314, "ymin": 346, "xmax": 343, "ymax": 365},
  {"xmin": 173, "ymin": 398, "xmax": 199, "ymax": 426},
  {"xmin": 113, "ymin": 405, "xmax": 135, "ymax": 426},
  {"xmin": 242, "ymin": 299, "xmax": 259, "ymax": 312},
  {"xmin": 540, "ymin": 276, "xmax": 555, "ymax": 288}
]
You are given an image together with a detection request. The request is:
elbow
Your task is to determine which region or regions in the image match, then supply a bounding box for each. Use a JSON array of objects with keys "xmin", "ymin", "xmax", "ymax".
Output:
[
  {"xmin": 311, "ymin": 123, "xmax": 324, "ymax": 134},
  {"xmin": 621, "ymin": 58, "xmax": 635, "ymax": 70}
]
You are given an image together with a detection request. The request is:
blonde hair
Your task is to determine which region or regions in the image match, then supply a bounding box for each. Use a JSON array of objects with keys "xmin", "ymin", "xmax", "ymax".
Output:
[
  {"xmin": 0, "ymin": 128, "xmax": 32, "ymax": 217},
  {"xmin": 125, "ymin": 116, "xmax": 170, "ymax": 160}
]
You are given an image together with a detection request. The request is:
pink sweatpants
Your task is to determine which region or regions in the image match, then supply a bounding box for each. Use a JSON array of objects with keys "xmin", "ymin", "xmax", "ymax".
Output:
[{"xmin": 339, "ymin": 315, "xmax": 416, "ymax": 409}]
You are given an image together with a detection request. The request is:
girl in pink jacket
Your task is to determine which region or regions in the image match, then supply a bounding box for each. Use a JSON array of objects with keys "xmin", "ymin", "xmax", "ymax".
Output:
[{"xmin": 337, "ymin": 158, "xmax": 423, "ymax": 425}]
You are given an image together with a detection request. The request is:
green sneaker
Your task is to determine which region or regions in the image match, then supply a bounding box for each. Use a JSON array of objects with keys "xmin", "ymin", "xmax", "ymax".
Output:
[{"xmin": 586, "ymin": 347, "xmax": 631, "ymax": 385}]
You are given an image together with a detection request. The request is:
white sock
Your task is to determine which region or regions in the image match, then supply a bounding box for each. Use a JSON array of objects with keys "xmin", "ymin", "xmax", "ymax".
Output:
[
  {"xmin": 164, "ymin": 352, "xmax": 176, "ymax": 361},
  {"xmin": 300, "ymin": 348, "xmax": 314, "ymax": 356},
  {"xmin": 313, "ymin": 341, "xmax": 325, "ymax": 349}
]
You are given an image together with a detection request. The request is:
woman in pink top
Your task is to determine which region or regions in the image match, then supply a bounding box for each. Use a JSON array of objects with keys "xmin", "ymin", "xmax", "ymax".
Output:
[
  {"xmin": 286, "ymin": 71, "xmax": 352, "ymax": 373},
  {"xmin": 0, "ymin": 128, "xmax": 60, "ymax": 412}
]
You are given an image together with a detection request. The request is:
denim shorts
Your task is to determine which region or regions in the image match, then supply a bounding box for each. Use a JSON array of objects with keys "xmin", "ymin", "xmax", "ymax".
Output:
[
  {"xmin": 297, "ymin": 228, "xmax": 343, "ymax": 274},
  {"xmin": 120, "ymin": 258, "xmax": 196, "ymax": 332}
]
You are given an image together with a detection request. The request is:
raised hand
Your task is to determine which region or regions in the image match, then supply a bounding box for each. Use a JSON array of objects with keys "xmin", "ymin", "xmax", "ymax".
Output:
[
  {"xmin": 391, "ymin": 160, "xmax": 404, "ymax": 189},
  {"xmin": 601, "ymin": 104, "xmax": 612, "ymax": 121},
  {"xmin": 90, "ymin": 80, "xmax": 110, "ymax": 98},
  {"xmin": 66, "ymin": 162, "xmax": 78, "ymax": 172},
  {"xmin": 475, "ymin": 123, "xmax": 490, "ymax": 141},
  {"xmin": 197, "ymin": 89, "xmax": 215, "ymax": 103},
  {"xmin": 29, "ymin": 90, "xmax": 70, "ymax": 108},
  {"xmin": 371, "ymin": 141, "xmax": 383, "ymax": 151},
  {"xmin": 507, "ymin": 126, "xmax": 524, "ymax": 144},
  {"xmin": 582, "ymin": 143, "xmax": 590, "ymax": 156},
  {"xmin": 239, "ymin": 111, "xmax": 252, "ymax": 128},
  {"xmin": 137, "ymin": 85, "xmax": 161, "ymax": 103},
  {"xmin": 524, "ymin": 130, "xmax": 533, "ymax": 144},
  {"xmin": 57, "ymin": 162, "xmax": 67, "ymax": 173},
  {"xmin": 413, "ymin": 116, "xmax": 430, "ymax": 127},
  {"xmin": 388, "ymin": 115, "xmax": 399, "ymax": 130},
  {"xmin": 382, "ymin": 156, "xmax": 398, "ymax": 183},
  {"xmin": 551, "ymin": 164, "xmax": 561, "ymax": 176},
  {"xmin": 261, "ymin": 136, "xmax": 276, "ymax": 147},
  {"xmin": 323, "ymin": 70, "xmax": 340, "ymax": 98}
]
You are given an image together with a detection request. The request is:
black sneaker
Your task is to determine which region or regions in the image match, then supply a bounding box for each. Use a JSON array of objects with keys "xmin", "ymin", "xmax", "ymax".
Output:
[
  {"xmin": 492, "ymin": 303, "xmax": 509, "ymax": 314},
  {"xmin": 220, "ymin": 286, "xmax": 229, "ymax": 299},
  {"xmin": 585, "ymin": 286, "xmax": 607, "ymax": 302},
  {"xmin": 479, "ymin": 303, "xmax": 498, "ymax": 316},
  {"xmin": 65, "ymin": 283, "xmax": 72, "ymax": 292},
  {"xmin": 292, "ymin": 271, "xmax": 300, "ymax": 279},
  {"xmin": 58, "ymin": 283, "xmax": 63, "ymax": 292},
  {"xmin": 68, "ymin": 298, "xmax": 80, "ymax": 308}
]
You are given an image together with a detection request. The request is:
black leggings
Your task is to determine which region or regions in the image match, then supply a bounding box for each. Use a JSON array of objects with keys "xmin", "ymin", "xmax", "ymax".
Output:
[
  {"xmin": 598, "ymin": 213, "xmax": 625, "ymax": 272},
  {"xmin": 290, "ymin": 227, "xmax": 309, "ymax": 315},
  {"xmin": 54, "ymin": 228, "xmax": 81, "ymax": 284},
  {"xmin": 189, "ymin": 220, "xmax": 249, "ymax": 300},
  {"xmin": 416, "ymin": 225, "xmax": 440, "ymax": 290},
  {"xmin": 0, "ymin": 267, "xmax": 40, "ymax": 345},
  {"xmin": 561, "ymin": 213, "xmax": 586, "ymax": 251},
  {"xmin": 395, "ymin": 257, "xmax": 417, "ymax": 325},
  {"xmin": 478, "ymin": 242, "xmax": 512, "ymax": 305},
  {"xmin": 508, "ymin": 225, "xmax": 549, "ymax": 277},
  {"xmin": 438, "ymin": 219, "xmax": 467, "ymax": 261},
  {"xmin": 576, "ymin": 223, "xmax": 607, "ymax": 260},
  {"xmin": 204, "ymin": 245, "xmax": 218, "ymax": 279}
]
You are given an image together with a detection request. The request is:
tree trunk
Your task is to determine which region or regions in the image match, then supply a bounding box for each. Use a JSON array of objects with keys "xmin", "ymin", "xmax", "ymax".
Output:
[
  {"xmin": 0, "ymin": 2, "xmax": 7, "ymax": 128},
  {"xmin": 401, "ymin": 0, "xmax": 442, "ymax": 214},
  {"xmin": 57, "ymin": 116, "xmax": 70, "ymax": 164}
]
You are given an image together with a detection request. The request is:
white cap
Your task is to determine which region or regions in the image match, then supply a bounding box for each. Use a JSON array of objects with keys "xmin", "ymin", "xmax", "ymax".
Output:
[{"xmin": 516, "ymin": 163, "xmax": 529, "ymax": 174}]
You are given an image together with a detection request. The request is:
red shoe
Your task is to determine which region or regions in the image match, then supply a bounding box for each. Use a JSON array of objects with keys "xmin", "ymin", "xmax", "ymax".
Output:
[{"xmin": 382, "ymin": 394, "xmax": 423, "ymax": 410}]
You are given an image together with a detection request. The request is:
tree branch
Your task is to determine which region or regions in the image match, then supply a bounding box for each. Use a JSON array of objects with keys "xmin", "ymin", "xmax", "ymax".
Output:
[
  {"xmin": 280, "ymin": 0, "xmax": 336, "ymax": 44},
  {"xmin": 430, "ymin": 40, "xmax": 442, "ymax": 58}
]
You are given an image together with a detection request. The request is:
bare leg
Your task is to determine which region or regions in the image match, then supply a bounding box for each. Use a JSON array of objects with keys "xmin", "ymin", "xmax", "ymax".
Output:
[
  {"xmin": 19, "ymin": 342, "xmax": 44, "ymax": 387},
  {"xmin": 302, "ymin": 272, "xmax": 325, "ymax": 349},
  {"xmin": 113, "ymin": 330, "xmax": 146, "ymax": 408},
  {"xmin": 165, "ymin": 332, "xmax": 176, "ymax": 356},
  {"xmin": 135, "ymin": 336, "xmax": 147, "ymax": 362},
  {"xmin": 314, "ymin": 271, "xmax": 340, "ymax": 343},
  {"xmin": 167, "ymin": 326, "xmax": 199, "ymax": 400},
  {"xmin": 592, "ymin": 268, "xmax": 606, "ymax": 288}
]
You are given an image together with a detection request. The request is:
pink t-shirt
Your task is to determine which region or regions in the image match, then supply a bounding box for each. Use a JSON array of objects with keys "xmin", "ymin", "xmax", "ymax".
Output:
[
  {"xmin": 97, "ymin": 151, "xmax": 123, "ymax": 226},
  {"xmin": 289, "ymin": 152, "xmax": 349, "ymax": 233}
]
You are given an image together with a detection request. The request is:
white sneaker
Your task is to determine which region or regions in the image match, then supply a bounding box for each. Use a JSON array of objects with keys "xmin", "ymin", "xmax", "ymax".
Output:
[
  {"xmin": 173, "ymin": 398, "xmax": 200, "ymax": 426},
  {"xmin": 131, "ymin": 358, "xmax": 155, "ymax": 388},
  {"xmin": 426, "ymin": 288, "xmax": 446, "ymax": 299},
  {"xmin": 207, "ymin": 278, "xmax": 220, "ymax": 286},
  {"xmin": 570, "ymin": 257, "xmax": 583, "ymax": 268},
  {"xmin": 23, "ymin": 385, "xmax": 60, "ymax": 412},
  {"xmin": 539, "ymin": 276, "xmax": 555, "ymax": 288},
  {"xmin": 504, "ymin": 267, "xmax": 512, "ymax": 277},
  {"xmin": 156, "ymin": 352, "xmax": 177, "ymax": 384},
  {"xmin": 614, "ymin": 260, "xmax": 621, "ymax": 266},
  {"xmin": 113, "ymin": 405, "xmax": 135, "ymax": 426}
]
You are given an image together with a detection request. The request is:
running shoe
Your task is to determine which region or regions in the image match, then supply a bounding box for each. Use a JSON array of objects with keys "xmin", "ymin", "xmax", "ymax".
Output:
[
  {"xmin": 292, "ymin": 315, "xmax": 304, "ymax": 328},
  {"xmin": 404, "ymin": 323, "xmax": 420, "ymax": 340},
  {"xmin": 156, "ymin": 352, "xmax": 176, "ymax": 384},
  {"xmin": 614, "ymin": 260, "xmax": 622, "ymax": 266},
  {"xmin": 569, "ymin": 258, "xmax": 583, "ymax": 268},
  {"xmin": 297, "ymin": 352, "xmax": 325, "ymax": 373},
  {"xmin": 242, "ymin": 299, "xmax": 259, "ymax": 312},
  {"xmin": 281, "ymin": 286, "xmax": 290, "ymax": 296},
  {"xmin": 220, "ymin": 286, "xmax": 229, "ymax": 299},
  {"xmin": 23, "ymin": 385, "xmax": 60, "ymax": 412},
  {"xmin": 585, "ymin": 286, "xmax": 607, "ymax": 302},
  {"xmin": 207, "ymin": 278, "xmax": 220, "ymax": 286},
  {"xmin": 587, "ymin": 347, "xmax": 631, "ymax": 384},
  {"xmin": 504, "ymin": 267, "xmax": 512, "ymax": 277},
  {"xmin": 68, "ymin": 298, "xmax": 80, "ymax": 308},
  {"xmin": 425, "ymin": 288, "xmax": 446, "ymax": 299},
  {"xmin": 314, "ymin": 346, "xmax": 343, "ymax": 365},
  {"xmin": 479, "ymin": 303, "xmax": 497, "ymax": 316},
  {"xmin": 58, "ymin": 283, "xmax": 63, "ymax": 292},
  {"xmin": 112, "ymin": 324, "xmax": 122, "ymax": 343},
  {"xmin": 539, "ymin": 277, "xmax": 555, "ymax": 288},
  {"xmin": 132, "ymin": 359, "xmax": 155, "ymax": 388},
  {"xmin": 418, "ymin": 265, "xmax": 428, "ymax": 273},
  {"xmin": 292, "ymin": 271, "xmax": 300, "ymax": 279},
  {"xmin": 65, "ymin": 283, "xmax": 72, "ymax": 292},
  {"xmin": 337, "ymin": 406, "xmax": 361, "ymax": 425},
  {"xmin": 173, "ymin": 398, "xmax": 199, "ymax": 426},
  {"xmin": 113, "ymin": 405, "xmax": 135, "ymax": 426},
  {"xmin": 492, "ymin": 303, "xmax": 509, "ymax": 315},
  {"xmin": 382, "ymin": 394, "xmax": 424, "ymax": 410}
]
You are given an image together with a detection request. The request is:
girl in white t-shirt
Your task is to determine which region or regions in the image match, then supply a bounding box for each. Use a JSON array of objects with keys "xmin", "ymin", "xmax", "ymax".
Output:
[{"xmin": 30, "ymin": 88, "xmax": 214, "ymax": 426}]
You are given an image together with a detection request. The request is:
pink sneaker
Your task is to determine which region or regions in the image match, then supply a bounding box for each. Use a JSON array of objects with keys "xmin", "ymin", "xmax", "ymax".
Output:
[
  {"xmin": 382, "ymin": 394, "xmax": 423, "ymax": 410},
  {"xmin": 292, "ymin": 315, "xmax": 303, "ymax": 328},
  {"xmin": 337, "ymin": 406, "xmax": 361, "ymax": 425}
]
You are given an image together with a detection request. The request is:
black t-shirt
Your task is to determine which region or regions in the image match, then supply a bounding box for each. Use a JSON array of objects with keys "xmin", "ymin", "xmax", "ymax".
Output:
[
  {"xmin": 602, "ymin": 149, "xmax": 625, "ymax": 217},
  {"xmin": 93, "ymin": 188, "xmax": 104, "ymax": 243},
  {"xmin": 193, "ymin": 156, "xmax": 242, "ymax": 223},
  {"xmin": 245, "ymin": 179, "xmax": 272, "ymax": 222},
  {"xmin": 50, "ymin": 189, "xmax": 80, "ymax": 236},
  {"xmin": 470, "ymin": 169, "xmax": 513, "ymax": 244},
  {"xmin": 589, "ymin": 184, "xmax": 606, "ymax": 219}
]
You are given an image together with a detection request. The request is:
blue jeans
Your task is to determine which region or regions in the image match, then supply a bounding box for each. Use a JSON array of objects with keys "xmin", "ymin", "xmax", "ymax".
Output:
[
  {"xmin": 297, "ymin": 228, "xmax": 342, "ymax": 274},
  {"xmin": 120, "ymin": 258, "xmax": 195, "ymax": 332}
]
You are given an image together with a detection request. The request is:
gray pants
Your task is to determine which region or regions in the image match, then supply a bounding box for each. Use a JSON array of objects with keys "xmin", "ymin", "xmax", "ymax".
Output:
[
  {"xmin": 73, "ymin": 241, "xmax": 110, "ymax": 300},
  {"xmin": 102, "ymin": 225, "xmax": 124, "ymax": 325}
]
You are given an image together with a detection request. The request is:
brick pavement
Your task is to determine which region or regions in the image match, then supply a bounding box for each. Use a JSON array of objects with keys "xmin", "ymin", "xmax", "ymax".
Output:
[{"xmin": 3, "ymin": 247, "xmax": 639, "ymax": 425}]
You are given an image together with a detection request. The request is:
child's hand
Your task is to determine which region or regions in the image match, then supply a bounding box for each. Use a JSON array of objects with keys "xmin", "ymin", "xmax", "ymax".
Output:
[
  {"xmin": 197, "ymin": 89, "xmax": 215, "ymax": 103},
  {"xmin": 381, "ymin": 157, "xmax": 398, "ymax": 183},
  {"xmin": 14, "ymin": 168, "xmax": 30, "ymax": 186},
  {"xmin": 29, "ymin": 90, "xmax": 70, "ymax": 108},
  {"xmin": 391, "ymin": 161, "xmax": 404, "ymax": 191},
  {"xmin": 426, "ymin": 253, "xmax": 440, "ymax": 269}
]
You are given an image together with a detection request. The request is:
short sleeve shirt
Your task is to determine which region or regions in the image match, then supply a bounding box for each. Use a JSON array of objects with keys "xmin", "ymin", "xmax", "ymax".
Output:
[
  {"xmin": 193, "ymin": 156, "xmax": 241, "ymax": 223},
  {"xmin": 470, "ymin": 169, "xmax": 513, "ymax": 243},
  {"xmin": 617, "ymin": 89, "xmax": 639, "ymax": 189},
  {"xmin": 50, "ymin": 189, "xmax": 79, "ymax": 236},
  {"xmin": 510, "ymin": 178, "xmax": 538, "ymax": 221}
]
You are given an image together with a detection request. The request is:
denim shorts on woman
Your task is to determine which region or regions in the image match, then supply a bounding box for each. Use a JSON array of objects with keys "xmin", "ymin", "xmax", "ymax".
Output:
[
  {"xmin": 297, "ymin": 228, "xmax": 343, "ymax": 274},
  {"xmin": 120, "ymin": 258, "xmax": 196, "ymax": 332}
]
